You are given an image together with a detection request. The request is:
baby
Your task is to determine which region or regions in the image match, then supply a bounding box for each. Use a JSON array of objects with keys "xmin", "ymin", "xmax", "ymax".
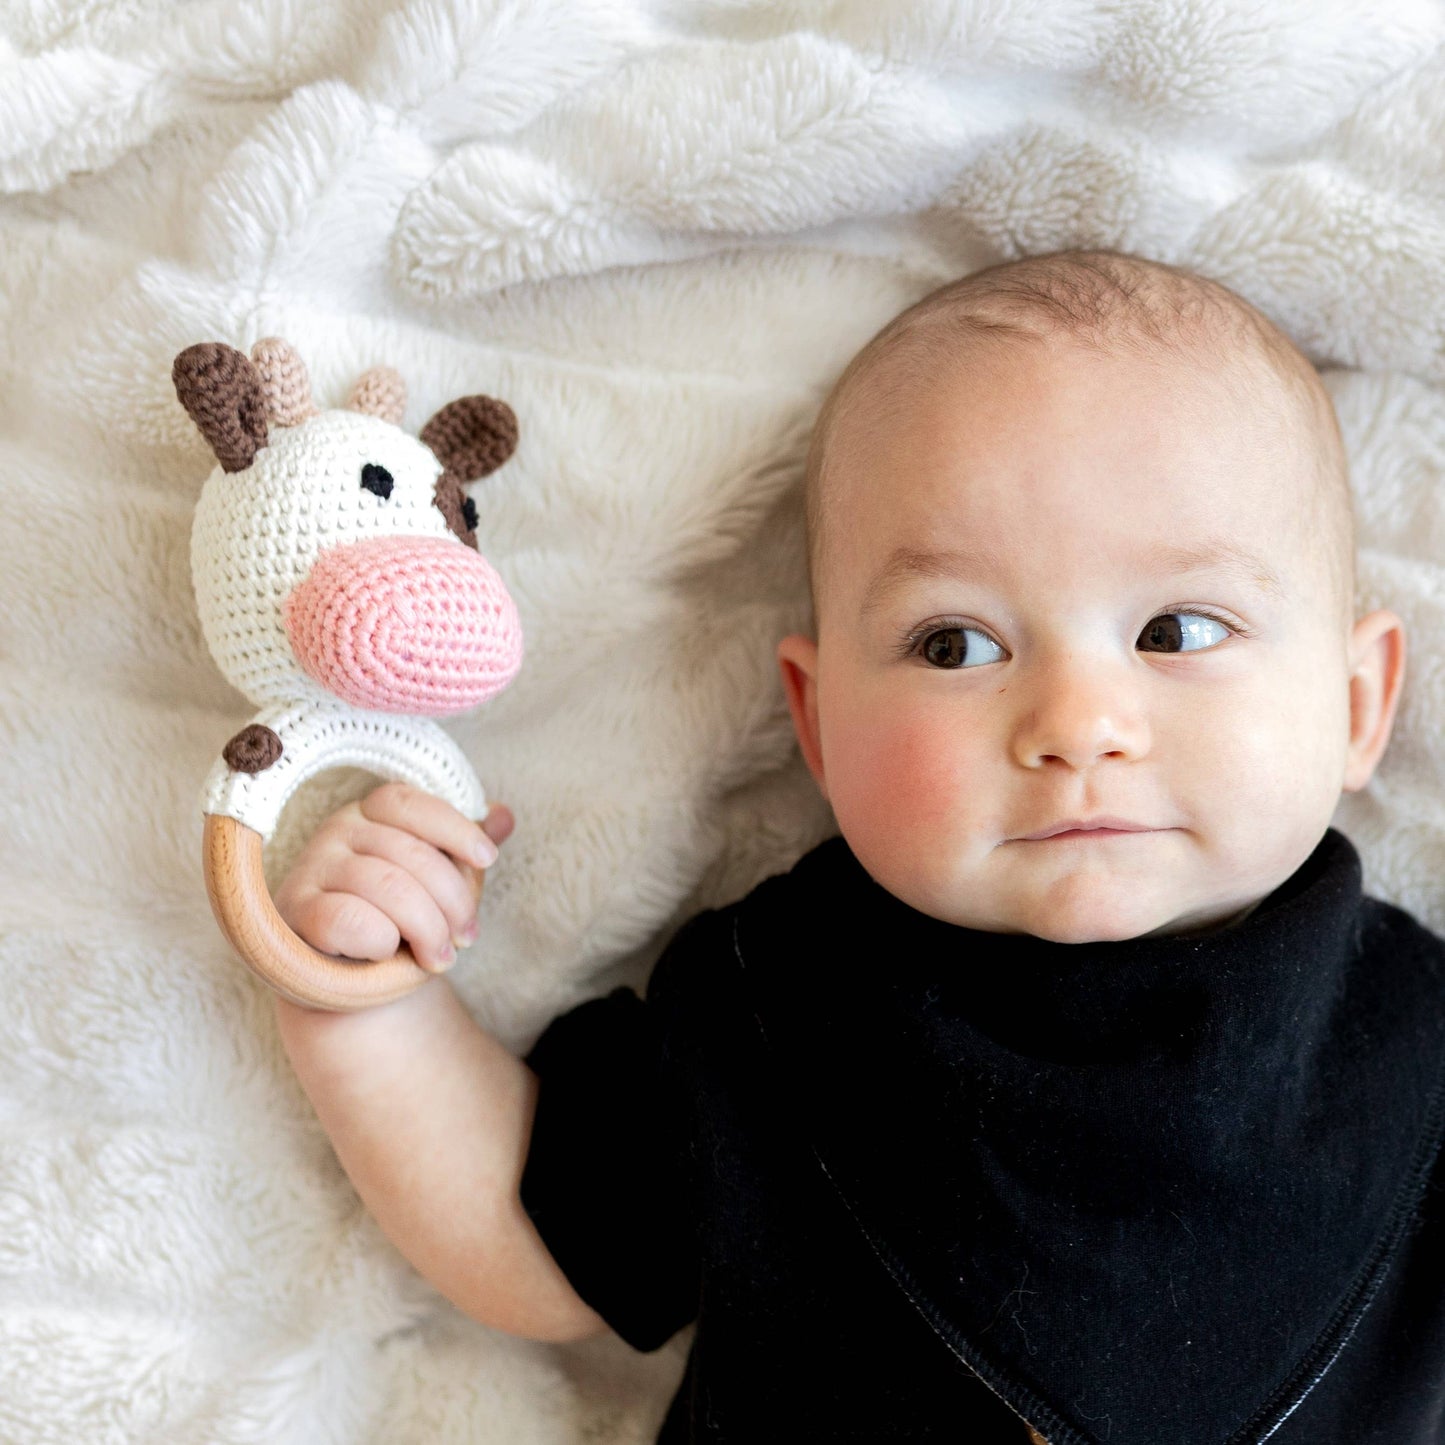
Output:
[{"xmin": 270, "ymin": 250, "xmax": 1445, "ymax": 1445}]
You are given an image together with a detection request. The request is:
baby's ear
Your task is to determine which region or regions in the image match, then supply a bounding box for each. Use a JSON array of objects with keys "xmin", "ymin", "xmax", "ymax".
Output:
[
  {"xmin": 776, "ymin": 634, "xmax": 827, "ymax": 800},
  {"xmin": 1342, "ymin": 609, "xmax": 1407, "ymax": 793}
]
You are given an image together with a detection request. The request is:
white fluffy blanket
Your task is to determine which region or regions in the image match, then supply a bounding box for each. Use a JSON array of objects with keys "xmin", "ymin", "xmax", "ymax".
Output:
[{"xmin": 2, "ymin": 2, "xmax": 1444, "ymax": 1440}]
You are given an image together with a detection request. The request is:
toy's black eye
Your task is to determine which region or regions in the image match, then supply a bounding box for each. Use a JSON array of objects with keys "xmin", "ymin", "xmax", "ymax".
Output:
[
  {"xmin": 461, "ymin": 496, "xmax": 478, "ymax": 532},
  {"xmin": 360, "ymin": 463, "xmax": 394, "ymax": 499}
]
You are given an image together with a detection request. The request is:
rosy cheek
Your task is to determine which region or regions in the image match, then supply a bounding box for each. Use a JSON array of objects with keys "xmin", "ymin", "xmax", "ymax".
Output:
[{"xmin": 824, "ymin": 701, "xmax": 970, "ymax": 842}]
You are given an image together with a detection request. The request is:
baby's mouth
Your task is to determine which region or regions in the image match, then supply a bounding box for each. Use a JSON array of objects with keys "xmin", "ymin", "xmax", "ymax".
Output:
[
  {"xmin": 1017, "ymin": 817, "xmax": 1160, "ymax": 841},
  {"xmin": 1032, "ymin": 827, "xmax": 1154, "ymax": 841}
]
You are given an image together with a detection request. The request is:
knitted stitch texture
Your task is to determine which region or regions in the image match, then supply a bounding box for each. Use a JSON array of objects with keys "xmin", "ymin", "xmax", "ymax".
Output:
[
  {"xmin": 346, "ymin": 366, "xmax": 407, "ymax": 425},
  {"xmin": 174, "ymin": 343, "xmax": 269, "ymax": 473},
  {"xmin": 250, "ymin": 337, "xmax": 319, "ymax": 428}
]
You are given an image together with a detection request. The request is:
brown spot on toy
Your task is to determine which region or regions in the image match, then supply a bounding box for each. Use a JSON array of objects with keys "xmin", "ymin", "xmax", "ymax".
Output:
[
  {"xmin": 222, "ymin": 723, "xmax": 284, "ymax": 774},
  {"xmin": 433, "ymin": 473, "xmax": 479, "ymax": 549}
]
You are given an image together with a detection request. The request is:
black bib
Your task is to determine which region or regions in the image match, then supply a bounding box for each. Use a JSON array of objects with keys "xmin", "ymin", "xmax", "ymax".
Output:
[{"xmin": 730, "ymin": 827, "xmax": 1445, "ymax": 1444}]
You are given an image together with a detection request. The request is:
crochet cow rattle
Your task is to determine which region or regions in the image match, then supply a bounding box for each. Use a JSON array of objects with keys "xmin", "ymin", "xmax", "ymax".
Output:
[{"xmin": 175, "ymin": 338, "xmax": 523, "ymax": 1013}]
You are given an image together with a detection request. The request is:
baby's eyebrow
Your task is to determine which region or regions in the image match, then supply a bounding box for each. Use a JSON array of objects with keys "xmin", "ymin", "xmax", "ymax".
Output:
[
  {"xmin": 859, "ymin": 538, "xmax": 1287, "ymax": 620},
  {"xmin": 1147, "ymin": 539, "xmax": 1288, "ymax": 601}
]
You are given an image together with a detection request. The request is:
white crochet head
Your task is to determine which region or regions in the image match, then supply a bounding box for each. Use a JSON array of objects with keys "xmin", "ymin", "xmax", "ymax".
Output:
[{"xmin": 178, "ymin": 338, "xmax": 524, "ymax": 719}]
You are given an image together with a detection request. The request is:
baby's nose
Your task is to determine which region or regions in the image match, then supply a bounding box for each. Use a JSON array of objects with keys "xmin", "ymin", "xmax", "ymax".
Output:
[
  {"xmin": 1013, "ymin": 668, "xmax": 1150, "ymax": 770},
  {"xmin": 282, "ymin": 534, "xmax": 523, "ymax": 714}
]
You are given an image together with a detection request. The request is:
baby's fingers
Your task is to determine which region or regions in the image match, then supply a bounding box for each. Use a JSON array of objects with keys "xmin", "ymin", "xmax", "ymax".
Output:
[
  {"xmin": 303, "ymin": 853, "xmax": 459, "ymax": 974},
  {"xmin": 360, "ymin": 782, "xmax": 501, "ymax": 868}
]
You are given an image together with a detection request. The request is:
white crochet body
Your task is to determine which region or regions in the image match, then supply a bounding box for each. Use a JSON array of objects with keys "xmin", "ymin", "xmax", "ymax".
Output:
[{"xmin": 197, "ymin": 699, "xmax": 486, "ymax": 845}]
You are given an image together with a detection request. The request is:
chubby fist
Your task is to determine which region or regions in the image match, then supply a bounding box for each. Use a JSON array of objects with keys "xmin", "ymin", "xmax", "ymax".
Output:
[{"xmin": 273, "ymin": 782, "xmax": 514, "ymax": 976}]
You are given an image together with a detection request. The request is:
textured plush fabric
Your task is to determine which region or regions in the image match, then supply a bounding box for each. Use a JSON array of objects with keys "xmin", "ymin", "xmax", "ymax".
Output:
[
  {"xmin": 521, "ymin": 827, "xmax": 1445, "ymax": 1442},
  {"xmin": 4, "ymin": 2, "xmax": 1445, "ymax": 1440}
]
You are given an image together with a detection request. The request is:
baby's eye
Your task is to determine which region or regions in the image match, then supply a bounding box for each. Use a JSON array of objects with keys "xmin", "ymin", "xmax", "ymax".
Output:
[
  {"xmin": 906, "ymin": 611, "xmax": 1235, "ymax": 669},
  {"xmin": 1137, "ymin": 612, "xmax": 1232, "ymax": 653},
  {"xmin": 912, "ymin": 625, "xmax": 1005, "ymax": 669}
]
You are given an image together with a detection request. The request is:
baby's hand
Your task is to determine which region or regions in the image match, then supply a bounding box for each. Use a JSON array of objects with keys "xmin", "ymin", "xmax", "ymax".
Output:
[{"xmin": 273, "ymin": 782, "xmax": 514, "ymax": 976}]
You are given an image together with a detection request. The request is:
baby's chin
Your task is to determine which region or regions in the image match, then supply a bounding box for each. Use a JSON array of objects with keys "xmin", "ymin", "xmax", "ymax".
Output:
[
  {"xmin": 973, "ymin": 893, "xmax": 1261, "ymax": 944},
  {"xmin": 888, "ymin": 864, "xmax": 1260, "ymax": 943}
]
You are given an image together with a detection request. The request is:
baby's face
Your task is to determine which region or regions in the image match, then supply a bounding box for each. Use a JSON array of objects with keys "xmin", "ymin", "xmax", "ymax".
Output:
[{"xmin": 778, "ymin": 335, "xmax": 1403, "ymax": 942}]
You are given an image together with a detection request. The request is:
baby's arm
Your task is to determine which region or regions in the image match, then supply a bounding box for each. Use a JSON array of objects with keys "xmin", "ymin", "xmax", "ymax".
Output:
[{"xmin": 270, "ymin": 784, "xmax": 607, "ymax": 1342}]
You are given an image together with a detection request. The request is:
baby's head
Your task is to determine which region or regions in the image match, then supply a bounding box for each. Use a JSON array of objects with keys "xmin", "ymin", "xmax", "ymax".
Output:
[{"xmin": 778, "ymin": 249, "xmax": 1407, "ymax": 943}]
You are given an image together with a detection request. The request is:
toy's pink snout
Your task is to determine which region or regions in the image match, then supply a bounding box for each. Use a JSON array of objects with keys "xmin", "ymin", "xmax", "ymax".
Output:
[{"xmin": 283, "ymin": 535, "xmax": 524, "ymax": 716}]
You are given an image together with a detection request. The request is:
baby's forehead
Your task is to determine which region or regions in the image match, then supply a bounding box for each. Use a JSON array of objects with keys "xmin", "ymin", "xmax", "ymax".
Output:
[
  {"xmin": 838, "ymin": 330, "xmax": 1308, "ymax": 506},
  {"xmin": 831, "ymin": 338, "xmax": 1328, "ymax": 597},
  {"xmin": 849, "ymin": 318, "xmax": 1286, "ymax": 424}
]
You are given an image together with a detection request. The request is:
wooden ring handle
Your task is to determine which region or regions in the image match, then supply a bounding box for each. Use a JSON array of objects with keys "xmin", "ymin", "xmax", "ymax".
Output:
[{"xmin": 203, "ymin": 812, "xmax": 486, "ymax": 1013}]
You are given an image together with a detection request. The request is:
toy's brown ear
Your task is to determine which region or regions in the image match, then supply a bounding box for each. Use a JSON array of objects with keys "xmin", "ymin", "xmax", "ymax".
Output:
[
  {"xmin": 173, "ymin": 343, "xmax": 269, "ymax": 473},
  {"xmin": 419, "ymin": 395, "xmax": 518, "ymax": 481}
]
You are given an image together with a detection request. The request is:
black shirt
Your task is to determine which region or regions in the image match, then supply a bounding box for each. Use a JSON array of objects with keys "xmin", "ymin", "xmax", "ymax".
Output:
[{"xmin": 519, "ymin": 827, "xmax": 1445, "ymax": 1443}]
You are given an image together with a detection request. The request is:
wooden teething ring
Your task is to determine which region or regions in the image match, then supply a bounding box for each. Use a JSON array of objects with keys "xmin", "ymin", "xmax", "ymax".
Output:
[{"xmin": 203, "ymin": 812, "xmax": 486, "ymax": 1013}]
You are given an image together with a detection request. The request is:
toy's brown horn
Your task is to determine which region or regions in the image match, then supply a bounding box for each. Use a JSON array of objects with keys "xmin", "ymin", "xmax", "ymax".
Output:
[
  {"xmin": 250, "ymin": 337, "xmax": 317, "ymax": 426},
  {"xmin": 346, "ymin": 366, "xmax": 407, "ymax": 424},
  {"xmin": 172, "ymin": 343, "xmax": 269, "ymax": 473},
  {"xmin": 419, "ymin": 395, "xmax": 519, "ymax": 481}
]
